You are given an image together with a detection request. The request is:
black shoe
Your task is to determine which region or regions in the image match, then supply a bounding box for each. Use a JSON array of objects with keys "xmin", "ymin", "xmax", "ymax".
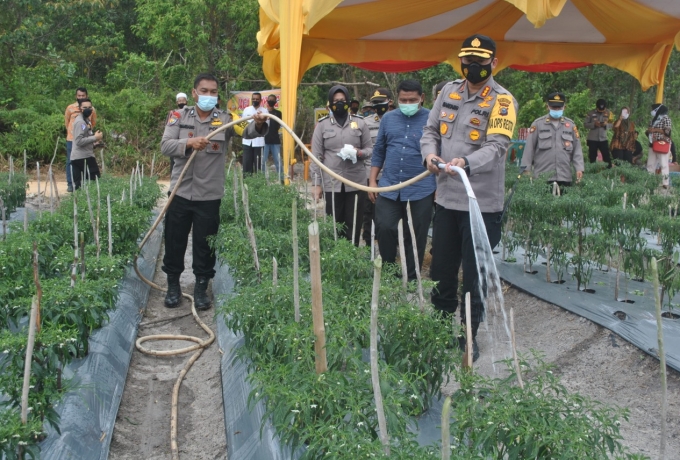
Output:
[
  {"xmin": 67, "ymin": 185, "xmax": 73, "ymax": 193},
  {"xmin": 457, "ymin": 336, "xmax": 480, "ymax": 362},
  {"xmin": 164, "ymin": 275, "xmax": 182, "ymax": 308},
  {"xmin": 193, "ymin": 276, "xmax": 212, "ymax": 310}
]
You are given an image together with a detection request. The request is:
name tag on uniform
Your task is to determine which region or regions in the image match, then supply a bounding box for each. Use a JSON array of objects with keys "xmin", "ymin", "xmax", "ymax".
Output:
[{"xmin": 350, "ymin": 121, "xmax": 358, "ymax": 129}]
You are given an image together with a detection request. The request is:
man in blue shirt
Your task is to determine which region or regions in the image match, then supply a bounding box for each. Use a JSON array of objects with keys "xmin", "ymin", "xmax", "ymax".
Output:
[{"xmin": 369, "ymin": 80, "xmax": 436, "ymax": 280}]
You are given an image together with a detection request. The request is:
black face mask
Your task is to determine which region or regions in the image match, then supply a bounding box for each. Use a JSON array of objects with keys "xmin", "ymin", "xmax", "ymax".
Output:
[
  {"xmin": 82, "ymin": 108, "xmax": 93, "ymax": 118},
  {"xmin": 461, "ymin": 61, "xmax": 492, "ymax": 84},
  {"xmin": 177, "ymin": 103, "xmax": 186, "ymax": 109},
  {"xmin": 330, "ymin": 100, "xmax": 348, "ymax": 116},
  {"xmin": 267, "ymin": 99, "xmax": 276, "ymax": 107},
  {"xmin": 350, "ymin": 107, "xmax": 359, "ymax": 114},
  {"xmin": 374, "ymin": 102, "xmax": 389, "ymax": 115},
  {"xmin": 252, "ymin": 99, "xmax": 261, "ymax": 107}
]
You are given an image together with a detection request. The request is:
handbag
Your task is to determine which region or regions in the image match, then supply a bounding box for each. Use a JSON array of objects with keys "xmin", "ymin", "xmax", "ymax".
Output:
[{"xmin": 652, "ymin": 139, "xmax": 671, "ymax": 154}]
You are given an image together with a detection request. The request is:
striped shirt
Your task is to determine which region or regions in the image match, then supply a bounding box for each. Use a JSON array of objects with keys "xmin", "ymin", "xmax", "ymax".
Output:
[{"xmin": 371, "ymin": 108, "xmax": 435, "ymax": 201}]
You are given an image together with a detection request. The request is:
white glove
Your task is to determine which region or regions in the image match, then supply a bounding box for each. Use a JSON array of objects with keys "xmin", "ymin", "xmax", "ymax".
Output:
[{"xmin": 337, "ymin": 144, "xmax": 358, "ymax": 164}]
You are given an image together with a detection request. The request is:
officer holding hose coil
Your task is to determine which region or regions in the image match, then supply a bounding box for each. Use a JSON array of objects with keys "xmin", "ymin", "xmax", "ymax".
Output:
[
  {"xmin": 420, "ymin": 35, "xmax": 518, "ymax": 362},
  {"xmin": 161, "ymin": 73, "xmax": 267, "ymax": 310}
]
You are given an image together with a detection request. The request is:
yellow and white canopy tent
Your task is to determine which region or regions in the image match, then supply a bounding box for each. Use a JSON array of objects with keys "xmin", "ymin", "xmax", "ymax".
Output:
[{"xmin": 256, "ymin": 0, "xmax": 680, "ymax": 181}]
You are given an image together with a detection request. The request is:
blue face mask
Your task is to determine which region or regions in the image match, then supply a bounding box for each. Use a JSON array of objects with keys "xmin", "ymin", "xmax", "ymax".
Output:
[
  {"xmin": 196, "ymin": 95, "xmax": 218, "ymax": 111},
  {"xmin": 549, "ymin": 109, "xmax": 563, "ymax": 119},
  {"xmin": 399, "ymin": 103, "xmax": 419, "ymax": 117}
]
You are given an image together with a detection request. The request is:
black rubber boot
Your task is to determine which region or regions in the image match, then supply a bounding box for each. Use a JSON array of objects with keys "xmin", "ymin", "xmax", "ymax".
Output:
[
  {"xmin": 458, "ymin": 321, "xmax": 481, "ymax": 362},
  {"xmin": 194, "ymin": 276, "xmax": 212, "ymax": 311},
  {"xmin": 164, "ymin": 274, "xmax": 182, "ymax": 308}
]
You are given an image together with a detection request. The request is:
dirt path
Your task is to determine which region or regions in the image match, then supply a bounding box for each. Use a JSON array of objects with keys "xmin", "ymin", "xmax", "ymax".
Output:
[
  {"xmin": 109, "ymin": 209, "xmax": 227, "ymax": 459},
  {"xmin": 443, "ymin": 286, "xmax": 680, "ymax": 459}
]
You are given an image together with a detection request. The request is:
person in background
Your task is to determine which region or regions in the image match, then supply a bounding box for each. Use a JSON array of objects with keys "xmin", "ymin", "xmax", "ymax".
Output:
[
  {"xmin": 241, "ymin": 92, "xmax": 268, "ymax": 174},
  {"xmin": 433, "ymin": 80, "xmax": 449, "ymax": 102},
  {"xmin": 610, "ymin": 106, "xmax": 637, "ymax": 164},
  {"xmin": 521, "ymin": 92, "xmax": 584, "ymax": 186},
  {"xmin": 361, "ymin": 87, "xmax": 392, "ymax": 246},
  {"xmin": 70, "ymin": 98, "xmax": 103, "ymax": 190},
  {"xmin": 584, "ymin": 98, "xmax": 613, "ymax": 167},
  {"xmin": 262, "ymin": 94, "xmax": 283, "ymax": 181},
  {"xmin": 421, "ymin": 34, "xmax": 518, "ymax": 362},
  {"xmin": 369, "ymin": 80, "xmax": 435, "ymax": 281},
  {"xmin": 361, "ymin": 101, "xmax": 375, "ymax": 118},
  {"xmin": 645, "ymin": 103, "xmax": 672, "ymax": 188},
  {"xmin": 350, "ymin": 99, "xmax": 360, "ymax": 115},
  {"xmin": 632, "ymin": 132, "xmax": 644, "ymax": 165},
  {"xmin": 64, "ymin": 87, "xmax": 97, "ymax": 192},
  {"xmin": 161, "ymin": 73, "xmax": 267, "ymax": 310},
  {"xmin": 310, "ymin": 85, "xmax": 372, "ymax": 245},
  {"xmin": 176, "ymin": 92, "xmax": 188, "ymax": 109}
]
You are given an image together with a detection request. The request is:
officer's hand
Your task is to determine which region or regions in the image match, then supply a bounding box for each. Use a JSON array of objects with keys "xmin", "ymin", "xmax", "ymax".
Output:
[
  {"xmin": 445, "ymin": 158, "xmax": 467, "ymax": 176},
  {"xmin": 312, "ymin": 185, "xmax": 323, "ymax": 201},
  {"xmin": 425, "ymin": 154, "xmax": 442, "ymax": 175},
  {"xmin": 253, "ymin": 112, "xmax": 267, "ymax": 130},
  {"xmin": 576, "ymin": 171, "xmax": 583, "ymax": 183},
  {"xmin": 187, "ymin": 137, "xmax": 209, "ymax": 151},
  {"xmin": 94, "ymin": 131, "xmax": 103, "ymax": 141},
  {"xmin": 368, "ymin": 179, "xmax": 379, "ymax": 203}
]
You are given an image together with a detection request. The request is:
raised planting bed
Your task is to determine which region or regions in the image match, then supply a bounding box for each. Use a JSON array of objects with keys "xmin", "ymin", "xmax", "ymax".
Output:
[
  {"xmin": 0, "ymin": 175, "xmax": 161, "ymax": 459},
  {"xmin": 0, "ymin": 172, "xmax": 28, "ymax": 225},
  {"xmin": 212, "ymin": 175, "xmax": 644, "ymax": 459}
]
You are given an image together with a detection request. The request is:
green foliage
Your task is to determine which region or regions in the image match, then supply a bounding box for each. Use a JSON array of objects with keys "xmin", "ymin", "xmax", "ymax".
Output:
[
  {"xmin": 0, "ymin": 176, "xmax": 160, "ymax": 457},
  {"xmin": 0, "ymin": 173, "xmax": 28, "ymax": 214}
]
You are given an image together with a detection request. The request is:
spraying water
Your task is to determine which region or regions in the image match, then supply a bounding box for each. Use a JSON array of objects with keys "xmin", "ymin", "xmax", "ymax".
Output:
[{"xmin": 437, "ymin": 163, "xmax": 515, "ymax": 374}]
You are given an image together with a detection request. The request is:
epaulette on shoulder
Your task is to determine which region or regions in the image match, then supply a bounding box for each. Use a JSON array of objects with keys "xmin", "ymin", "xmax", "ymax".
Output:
[
  {"xmin": 351, "ymin": 113, "xmax": 364, "ymax": 119},
  {"xmin": 317, "ymin": 115, "xmax": 329, "ymax": 123}
]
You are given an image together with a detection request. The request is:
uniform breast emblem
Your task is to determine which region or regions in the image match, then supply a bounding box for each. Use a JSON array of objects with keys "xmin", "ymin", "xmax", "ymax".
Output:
[
  {"xmin": 449, "ymin": 92, "xmax": 461, "ymax": 100},
  {"xmin": 470, "ymin": 118, "xmax": 481, "ymax": 126},
  {"xmin": 448, "ymin": 113, "xmax": 455, "ymax": 120},
  {"xmin": 211, "ymin": 119, "xmax": 223, "ymax": 126},
  {"xmin": 188, "ymin": 132, "xmax": 194, "ymax": 138},
  {"xmin": 440, "ymin": 123, "xmax": 448, "ymax": 135},
  {"xmin": 211, "ymin": 142, "xmax": 220, "ymax": 151},
  {"xmin": 469, "ymin": 129, "xmax": 480, "ymax": 141}
]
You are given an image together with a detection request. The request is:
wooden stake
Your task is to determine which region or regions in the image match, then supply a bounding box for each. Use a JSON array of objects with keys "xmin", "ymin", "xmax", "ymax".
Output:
[
  {"xmin": 331, "ymin": 180, "xmax": 337, "ymax": 241},
  {"xmin": 463, "ymin": 293, "xmax": 473, "ymax": 369},
  {"xmin": 21, "ymin": 295, "xmax": 39, "ymax": 424},
  {"xmin": 80, "ymin": 232, "xmax": 85, "ymax": 282},
  {"xmin": 292, "ymin": 199, "xmax": 300, "ymax": 322},
  {"xmin": 441, "ymin": 396, "xmax": 452, "ymax": 460},
  {"xmin": 150, "ymin": 153, "xmax": 155, "ymax": 178},
  {"xmin": 406, "ymin": 202, "xmax": 425, "ymax": 311},
  {"xmin": 85, "ymin": 181, "xmax": 98, "ymax": 258},
  {"xmin": 129, "ymin": 169, "xmax": 134, "ymax": 204},
  {"xmin": 101, "ymin": 149, "xmax": 106, "ymax": 175},
  {"xmin": 32, "ymin": 242, "xmax": 42, "ymax": 333},
  {"xmin": 370, "ymin": 220, "xmax": 375, "ymax": 262},
  {"xmin": 397, "ymin": 219, "xmax": 408, "ymax": 291},
  {"xmin": 71, "ymin": 191, "xmax": 78, "ymax": 288},
  {"xmin": 95, "ymin": 177, "xmax": 101, "ymax": 259},
  {"xmin": 313, "ymin": 173, "xmax": 318, "ymax": 223},
  {"xmin": 232, "ymin": 168, "xmax": 239, "ymax": 217},
  {"xmin": 23, "ymin": 149, "xmax": 26, "ymax": 175},
  {"xmin": 48, "ymin": 166, "xmax": 54, "ymax": 213},
  {"xmin": 510, "ymin": 304, "xmax": 524, "ymax": 389},
  {"xmin": 369, "ymin": 255, "xmax": 390, "ymax": 456},
  {"xmin": 308, "ymin": 221, "xmax": 327, "ymax": 373},
  {"xmin": 36, "ymin": 162, "xmax": 41, "ymax": 214},
  {"xmin": 651, "ymin": 257, "xmax": 668, "ymax": 460},
  {"xmin": 545, "ymin": 243, "xmax": 552, "ymax": 283},
  {"xmin": 351, "ymin": 193, "xmax": 358, "ymax": 245},
  {"xmin": 107, "ymin": 194, "xmax": 112, "ymax": 257},
  {"xmin": 272, "ymin": 257, "xmax": 278, "ymax": 287},
  {"xmin": 242, "ymin": 184, "xmax": 261, "ymax": 279},
  {"xmin": 0, "ymin": 197, "xmax": 6, "ymax": 241}
]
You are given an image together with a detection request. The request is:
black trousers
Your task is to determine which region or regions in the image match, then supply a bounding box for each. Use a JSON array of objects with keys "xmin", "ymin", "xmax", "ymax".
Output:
[
  {"xmin": 612, "ymin": 148, "xmax": 633, "ymax": 164},
  {"xmin": 375, "ymin": 193, "xmax": 434, "ymax": 280},
  {"xmin": 162, "ymin": 195, "xmax": 221, "ymax": 278},
  {"xmin": 71, "ymin": 157, "xmax": 101, "ymax": 190},
  {"xmin": 362, "ymin": 179, "xmax": 375, "ymax": 245},
  {"xmin": 429, "ymin": 205, "xmax": 502, "ymax": 324},
  {"xmin": 324, "ymin": 184, "xmax": 366, "ymax": 246},
  {"xmin": 587, "ymin": 140, "xmax": 612, "ymax": 166},
  {"xmin": 242, "ymin": 145, "xmax": 262, "ymax": 174}
]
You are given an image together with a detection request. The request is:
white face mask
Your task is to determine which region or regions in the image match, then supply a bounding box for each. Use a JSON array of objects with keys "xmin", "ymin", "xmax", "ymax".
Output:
[
  {"xmin": 651, "ymin": 108, "xmax": 659, "ymax": 117},
  {"xmin": 621, "ymin": 110, "xmax": 629, "ymax": 120}
]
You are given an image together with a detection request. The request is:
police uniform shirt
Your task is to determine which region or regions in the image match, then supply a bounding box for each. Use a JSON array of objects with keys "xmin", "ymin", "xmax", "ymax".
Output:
[
  {"xmin": 420, "ymin": 77, "xmax": 518, "ymax": 213},
  {"xmin": 584, "ymin": 109, "xmax": 613, "ymax": 142},
  {"xmin": 363, "ymin": 114, "xmax": 381, "ymax": 175},
  {"xmin": 309, "ymin": 113, "xmax": 373, "ymax": 192},
  {"xmin": 71, "ymin": 114, "xmax": 97, "ymax": 161},
  {"xmin": 521, "ymin": 115, "xmax": 585, "ymax": 183},
  {"xmin": 161, "ymin": 106, "xmax": 266, "ymax": 201}
]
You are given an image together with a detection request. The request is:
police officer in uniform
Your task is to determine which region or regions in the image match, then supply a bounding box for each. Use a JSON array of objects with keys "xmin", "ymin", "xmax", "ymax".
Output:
[
  {"xmin": 584, "ymin": 98, "xmax": 613, "ymax": 166},
  {"xmin": 421, "ymin": 35, "xmax": 518, "ymax": 362},
  {"xmin": 521, "ymin": 92, "xmax": 584, "ymax": 187},
  {"xmin": 361, "ymin": 87, "xmax": 392, "ymax": 246},
  {"xmin": 161, "ymin": 73, "xmax": 267, "ymax": 309},
  {"xmin": 311, "ymin": 85, "xmax": 373, "ymax": 245}
]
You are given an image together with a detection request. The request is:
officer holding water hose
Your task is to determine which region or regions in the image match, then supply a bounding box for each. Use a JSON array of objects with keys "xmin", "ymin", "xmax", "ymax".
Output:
[
  {"xmin": 161, "ymin": 73, "xmax": 267, "ymax": 310},
  {"xmin": 421, "ymin": 35, "xmax": 518, "ymax": 362}
]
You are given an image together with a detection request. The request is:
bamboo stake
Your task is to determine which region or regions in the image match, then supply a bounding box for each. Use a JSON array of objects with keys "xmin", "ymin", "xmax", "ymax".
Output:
[
  {"xmin": 242, "ymin": 184, "xmax": 261, "ymax": 279},
  {"xmin": 129, "ymin": 169, "xmax": 134, "ymax": 205},
  {"xmin": 150, "ymin": 153, "xmax": 155, "ymax": 178},
  {"xmin": 651, "ymin": 257, "xmax": 668, "ymax": 460},
  {"xmin": 313, "ymin": 173, "xmax": 318, "ymax": 222},
  {"xmin": 0, "ymin": 197, "xmax": 6, "ymax": 241},
  {"xmin": 141, "ymin": 164, "xmax": 144, "ymax": 181},
  {"xmin": 36, "ymin": 162, "xmax": 41, "ymax": 214},
  {"xmin": 308, "ymin": 221, "xmax": 327, "ymax": 373},
  {"xmin": 23, "ymin": 149, "xmax": 26, "ymax": 175},
  {"xmin": 320, "ymin": 171, "xmax": 327, "ymax": 222},
  {"xmin": 85, "ymin": 181, "xmax": 98, "ymax": 258},
  {"xmin": 370, "ymin": 220, "xmax": 375, "ymax": 262},
  {"xmin": 80, "ymin": 232, "xmax": 85, "ymax": 282},
  {"xmin": 463, "ymin": 293, "xmax": 473, "ymax": 369},
  {"xmin": 107, "ymin": 194, "xmax": 112, "ymax": 257},
  {"xmin": 331, "ymin": 180, "xmax": 337, "ymax": 241},
  {"xmin": 369, "ymin": 255, "xmax": 390, "ymax": 455},
  {"xmin": 441, "ymin": 396, "xmax": 452, "ymax": 460},
  {"xmin": 121, "ymin": 189, "xmax": 125, "ymax": 204},
  {"xmin": 292, "ymin": 198, "xmax": 300, "ymax": 322},
  {"xmin": 406, "ymin": 202, "xmax": 425, "ymax": 312},
  {"xmin": 351, "ymin": 193, "xmax": 358, "ymax": 245},
  {"xmin": 545, "ymin": 243, "xmax": 552, "ymax": 283},
  {"xmin": 32, "ymin": 242, "xmax": 42, "ymax": 332},
  {"xmin": 232, "ymin": 168, "xmax": 239, "ymax": 217},
  {"xmin": 71, "ymin": 191, "xmax": 78, "ymax": 288},
  {"xmin": 397, "ymin": 219, "xmax": 408, "ymax": 291},
  {"xmin": 510, "ymin": 305, "xmax": 524, "ymax": 389},
  {"xmin": 100, "ymin": 149, "xmax": 106, "ymax": 175},
  {"xmin": 272, "ymin": 257, "xmax": 278, "ymax": 287},
  {"xmin": 50, "ymin": 165, "xmax": 59, "ymax": 204},
  {"xmin": 20, "ymin": 295, "xmax": 39, "ymax": 425},
  {"xmin": 95, "ymin": 177, "xmax": 101, "ymax": 259},
  {"xmin": 47, "ymin": 166, "xmax": 54, "ymax": 213}
]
